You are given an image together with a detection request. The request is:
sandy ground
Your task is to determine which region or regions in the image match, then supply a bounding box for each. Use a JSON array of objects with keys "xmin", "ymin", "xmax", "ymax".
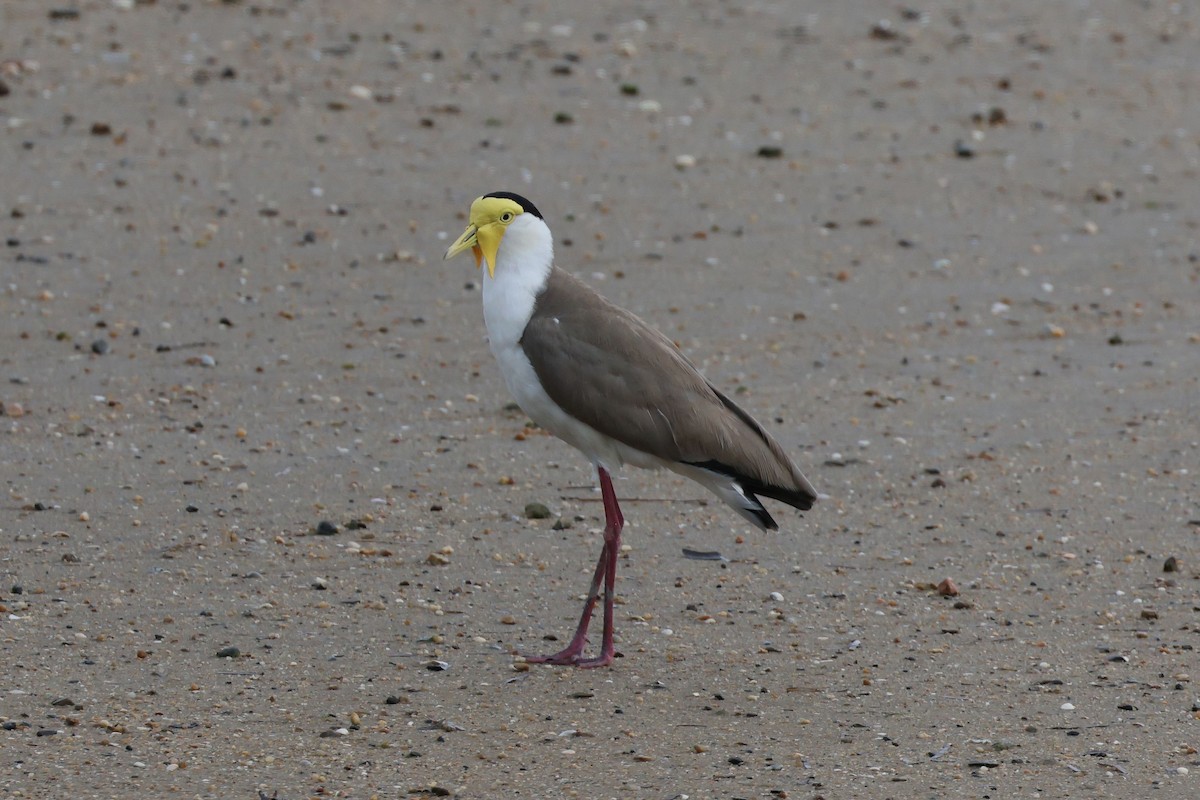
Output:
[{"xmin": 3, "ymin": 1, "xmax": 1200, "ymax": 797}]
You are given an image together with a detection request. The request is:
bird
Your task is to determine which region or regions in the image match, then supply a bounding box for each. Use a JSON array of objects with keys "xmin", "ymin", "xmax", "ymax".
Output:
[{"xmin": 444, "ymin": 191, "xmax": 817, "ymax": 667}]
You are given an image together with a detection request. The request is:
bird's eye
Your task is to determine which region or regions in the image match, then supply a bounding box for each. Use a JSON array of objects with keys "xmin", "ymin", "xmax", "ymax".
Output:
[{"xmin": 500, "ymin": 211, "xmax": 515, "ymax": 223}]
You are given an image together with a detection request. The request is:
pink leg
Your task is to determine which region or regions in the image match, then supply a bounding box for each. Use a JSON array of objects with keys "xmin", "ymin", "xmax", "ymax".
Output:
[{"xmin": 522, "ymin": 466, "xmax": 623, "ymax": 668}]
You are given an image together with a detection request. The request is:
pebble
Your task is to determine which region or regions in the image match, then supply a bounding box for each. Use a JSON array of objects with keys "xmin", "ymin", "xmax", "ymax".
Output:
[
  {"xmin": 674, "ymin": 154, "xmax": 696, "ymax": 170},
  {"xmin": 319, "ymin": 727, "xmax": 350, "ymax": 738},
  {"xmin": 1043, "ymin": 323, "xmax": 1066, "ymax": 338},
  {"xmin": 937, "ymin": 578, "xmax": 959, "ymax": 596},
  {"xmin": 315, "ymin": 520, "xmax": 338, "ymax": 536},
  {"xmin": 524, "ymin": 502, "xmax": 551, "ymax": 519},
  {"xmin": 215, "ymin": 646, "xmax": 240, "ymax": 658},
  {"xmin": 1060, "ymin": 702, "xmax": 1075, "ymax": 710}
]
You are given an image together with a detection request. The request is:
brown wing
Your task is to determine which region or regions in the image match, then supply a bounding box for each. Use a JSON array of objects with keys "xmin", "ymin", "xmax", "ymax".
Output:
[{"xmin": 520, "ymin": 268, "xmax": 816, "ymax": 511}]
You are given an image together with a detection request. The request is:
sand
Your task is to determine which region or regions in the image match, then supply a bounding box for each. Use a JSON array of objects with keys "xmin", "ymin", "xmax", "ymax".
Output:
[{"xmin": 2, "ymin": 1, "xmax": 1199, "ymax": 797}]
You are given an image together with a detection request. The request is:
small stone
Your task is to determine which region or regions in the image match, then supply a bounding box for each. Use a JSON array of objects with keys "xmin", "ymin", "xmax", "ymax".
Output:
[
  {"xmin": 937, "ymin": 578, "xmax": 959, "ymax": 596},
  {"xmin": 215, "ymin": 646, "xmax": 240, "ymax": 658},
  {"xmin": 674, "ymin": 154, "xmax": 696, "ymax": 170},
  {"xmin": 1141, "ymin": 609, "xmax": 1159, "ymax": 620},
  {"xmin": 524, "ymin": 502, "xmax": 551, "ymax": 519},
  {"xmin": 36, "ymin": 729, "xmax": 58, "ymax": 737},
  {"xmin": 1, "ymin": 401, "xmax": 25, "ymax": 418},
  {"xmin": 315, "ymin": 520, "xmax": 338, "ymax": 536},
  {"xmin": 426, "ymin": 552, "xmax": 451, "ymax": 566},
  {"xmin": 551, "ymin": 517, "xmax": 572, "ymax": 530},
  {"xmin": 90, "ymin": 339, "xmax": 109, "ymax": 355},
  {"xmin": 756, "ymin": 145, "xmax": 783, "ymax": 159},
  {"xmin": 1060, "ymin": 702, "xmax": 1075, "ymax": 711},
  {"xmin": 1164, "ymin": 556, "xmax": 1179, "ymax": 573},
  {"xmin": 425, "ymin": 659, "xmax": 449, "ymax": 671}
]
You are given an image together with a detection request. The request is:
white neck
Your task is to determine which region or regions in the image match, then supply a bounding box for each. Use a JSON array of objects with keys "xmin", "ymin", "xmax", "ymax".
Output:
[{"xmin": 481, "ymin": 214, "xmax": 554, "ymax": 351}]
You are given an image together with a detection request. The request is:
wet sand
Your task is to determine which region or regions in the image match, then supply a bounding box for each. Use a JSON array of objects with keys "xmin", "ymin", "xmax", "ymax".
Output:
[{"xmin": 2, "ymin": 1, "xmax": 1199, "ymax": 797}]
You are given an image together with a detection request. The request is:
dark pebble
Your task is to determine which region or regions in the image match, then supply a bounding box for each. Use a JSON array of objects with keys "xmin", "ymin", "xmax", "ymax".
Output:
[
  {"xmin": 315, "ymin": 520, "xmax": 339, "ymax": 536},
  {"xmin": 36, "ymin": 729, "xmax": 58, "ymax": 737},
  {"xmin": 91, "ymin": 339, "xmax": 108, "ymax": 355},
  {"xmin": 385, "ymin": 695, "xmax": 402, "ymax": 705},
  {"xmin": 953, "ymin": 140, "xmax": 975, "ymax": 158},
  {"xmin": 50, "ymin": 697, "xmax": 74, "ymax": 707},
  {"xmin": 1164, "ymin": 556, "xmax": 1179, "ymax": 572},
  {"xmin": 215, "ymin": 646, "xmax": 240, "ymax": 658},
  {"xmin": 756, "ymin": 145, "xmax": 784, "ymax": 159},
  {"xmin": 524, "ymin": 503, "xmax": 551, "ymax": 520}
]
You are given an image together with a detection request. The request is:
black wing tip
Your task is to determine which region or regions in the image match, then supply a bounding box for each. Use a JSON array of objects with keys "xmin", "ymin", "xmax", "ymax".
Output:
[
  {"xmin": 482, "ymin": 191, "xmax": 543, "ymax": 220},
  {"xmin": 753, "ymin": 506, "xmax": 780, "ymax": 530},
  {"xmin": 686, "ymin": 459, "xmax": 815, "ymax": 524}
]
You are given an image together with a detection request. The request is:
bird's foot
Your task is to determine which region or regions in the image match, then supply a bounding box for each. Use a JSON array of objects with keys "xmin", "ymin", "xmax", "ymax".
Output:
[{"xmin": 521, "ymin": 645, "xmax": 615, "ymax": 669}]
